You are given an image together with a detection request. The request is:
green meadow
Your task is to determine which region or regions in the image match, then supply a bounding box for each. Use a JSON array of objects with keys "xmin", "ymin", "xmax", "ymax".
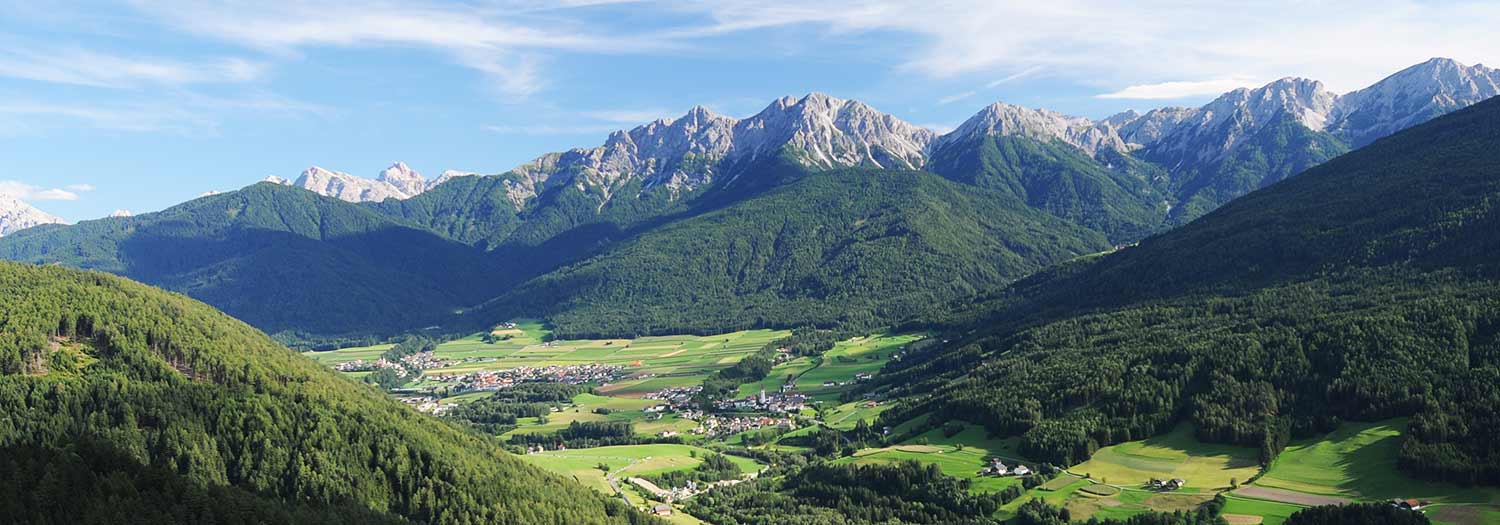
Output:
[
  {"xmin": 737, "ymin": 331, "xmax": 923, "ymax": 403},
  {"xmin": 1253, "ymin": 418, "xmax": 1500, "ymax": 504},
  {"xmin": 519, "ymin": 444, "xmax": 762, "ymax": 495},
  {"xmin": 1069, "ymin": 423, "xmax": 1262, "ymax": 490}
]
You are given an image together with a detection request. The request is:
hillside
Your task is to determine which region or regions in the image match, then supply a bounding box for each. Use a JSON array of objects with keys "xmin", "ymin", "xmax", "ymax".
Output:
[
  {"xmin": 877, "ymin": 96, "xmax": 1500, "ymax": 485},
  {"xmin": 924, "ymin": 133, "xmax": 1169, "ymax": 242},
  {"xmin": 482, "ymin": 161, "xmax": 1109, "ymax": 339},
  {"xmin": 0, "ymin": 184, "xmax": 504, "ymax": 341},
  {"xmin": 0, "ymin": 262, "xmax": 657, "ymax": 524}
]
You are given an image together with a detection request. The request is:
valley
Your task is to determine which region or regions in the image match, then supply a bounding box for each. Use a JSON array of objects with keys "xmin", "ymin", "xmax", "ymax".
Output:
[{"xmin": 2, "ymin": 21, "xmax": 1498, "ymax": 523}]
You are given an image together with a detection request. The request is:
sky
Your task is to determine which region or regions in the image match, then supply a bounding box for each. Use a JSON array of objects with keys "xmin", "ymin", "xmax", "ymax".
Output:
[{"xmin": 2, "ymin": 0, "xmax": 1497, "ymax": 222}]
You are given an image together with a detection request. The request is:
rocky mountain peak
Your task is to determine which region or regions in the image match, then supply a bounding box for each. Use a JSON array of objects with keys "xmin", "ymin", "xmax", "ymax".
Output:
[
  {"xmin": 0, "ymin": 193, "xmax": 65, "ymax": 237},
  {"xmin": 1329, "ymin": 58, "xmax": 1500, "ymax": 147},
  {"xmin": 938, "ymin": 101, "xmax": 1126, "ymax": 155},
  {"xmin": 378, "ymin": 161, "xmax": 427, "ymax": 196}
]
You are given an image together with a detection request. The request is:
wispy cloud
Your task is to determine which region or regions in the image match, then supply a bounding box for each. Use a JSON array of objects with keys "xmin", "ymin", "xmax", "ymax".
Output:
[
  {"xmin": 128, "ymin": 0, "xmax": 668, "ymax": 97},
  {"xmin": 673, "ymin": 0, "xmax": 1500, "ymax": 94},
  {"xmin": 1097, "ymin": 76, "xmax": 1262, "ymax": 100},
  {"xmin": 66, "ymin": 184, "xmax": 96, "ymax": 192},
  {"xmin": 987, "ymin": 66, "xmax": 1043, "ymax": 88},
  {"xmin": 0, "ymin": 92, "xmax": 327, "ymax": 134},
  {"xmin": 0, "ymin": 180, "xmax": 84, "ymax": 201},
  {"xmin": 0, "ymin": 44, "xmax": 266, "ymax": 88},
  {"xmin": 937, "ymin": 91, "xmax": 977, "ymax": 105}
]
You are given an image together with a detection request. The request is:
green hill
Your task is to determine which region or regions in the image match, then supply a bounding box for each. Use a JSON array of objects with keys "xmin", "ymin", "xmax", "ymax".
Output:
[
  {"xmin": 925, "ymin": 134, "xmax": 1170, "ymax": 243},
  {"xmin": 480, "ymin": 166, "xmax": 1110, "ymax": 339},
  {"xmin": 879, "ymin": 96, "xmax": 1500, "ymax": 485},
  {"xmin": 0, "ymin": 262, "xmax": 655, "ymax": 524},
  {"xmin": 0, "ymin": 183, "xmax": 505, "ymax": 342}
]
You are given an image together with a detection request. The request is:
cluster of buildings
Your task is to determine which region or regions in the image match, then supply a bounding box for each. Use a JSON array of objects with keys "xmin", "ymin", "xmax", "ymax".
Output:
[
  {"xmin": 630, "ymin": 476, "xmax": 748, "ymax": 504},
  {"xmin": 691, "ymin": 414, "xmax": 797, "ymax": 438},
  {"xmin": 978, "ymin": 459, "xmax": 1033, "ymax": 477},
  {"xmin": 334, "ymin": 350, "xmax": 454, "ymax": 377},
  {"xmin": 1146, "ymin": 478, "xmax": 1186, "ymax": 491},
  {"xmin": 713, "ymin": 388, "xmax": 809, "ymax": 413},
  {"xmin": 643, "ymin": 386, "xmax": 701, "ymax": 411},
  {"xmin": 428, "ymin": 363, "xmax": 627, "ymax": 392}
]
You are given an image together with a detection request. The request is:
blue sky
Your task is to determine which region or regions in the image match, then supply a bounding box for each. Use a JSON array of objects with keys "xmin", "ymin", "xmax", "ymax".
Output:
[{"xmin": 3, "ymin": 0, "xmax": 1497, "ymax": 222}]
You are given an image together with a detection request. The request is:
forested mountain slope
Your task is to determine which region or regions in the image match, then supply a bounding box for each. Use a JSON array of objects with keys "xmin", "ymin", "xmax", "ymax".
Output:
[
  {"xmin": 0, "ymin": 184, "xmax": 503, "ymax": 341},
  {"xmin": 878, "ymin": 96, "xmax": 1500, "ymax": 485},
  {"xmin": 0, "ymin": 262, "xmax": 655, "ymax": 524},
  {"xmin": 480, "ymin": 160, "xmax": 1110, "ymax": 339}
]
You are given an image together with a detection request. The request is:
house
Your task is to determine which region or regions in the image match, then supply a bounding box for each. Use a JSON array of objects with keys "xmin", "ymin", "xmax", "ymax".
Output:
[
  {"xmin": 1147, "ymin": 478, "xmax": 1164, "ymax": 490},
  {"xmin": 1165, "ymin": 478, "xmax": 1185, "ymax": 490},
  {"xmin": 652, "ymin": 504, "xmax": 673, "ymax": 516},
  {"xmin": 1391, "ymin": 499, "xmax": 1427, "ymax": 510},
  {"xmin": 1012, "ymin": 465, "xmax": 1032, "ymax": 476}
]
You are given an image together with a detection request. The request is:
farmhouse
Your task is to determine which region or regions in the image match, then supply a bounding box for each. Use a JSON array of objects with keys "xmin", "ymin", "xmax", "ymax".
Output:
[
  {"xmin": 652, "ymin": 504, "xmax": 673, "ymax": 516},
  {"xmin": 1012, "ymin": 465, "xmax": 1032, "ymax": 476}
]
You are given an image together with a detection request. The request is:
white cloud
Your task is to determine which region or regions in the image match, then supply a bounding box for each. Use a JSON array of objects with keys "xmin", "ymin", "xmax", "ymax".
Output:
[
  {"xmin": 66, "ymin": 184, "xmax": 96, "ymax": 192},
  {"xmin": 987, "ymin": 66, "xmax": 1044, "ymax": 88},
  {"xmin": 0, "ymin": 44, "xmax": 267, "ymax": 88},
  {"xmin": 1097, "ymin": 77, "xmax": 1263, "ymax": 100},
  {"xmin": 128, "ymin": 1, "xmax": 667, "ymax": 98},
  {"xmin": 674, "ymin": 0, "xmax": 1500, "ymax": 94},
  {"xmin": 0, "ymin": 181, "xmax": 81, "ymax": 201},
  {"xmin": 0, "ymin": 92, "xmax": 327, "ymax": 134},
  {"xmin": 937, "ymin": 91, "xmax": 977, "ymax": 105}
]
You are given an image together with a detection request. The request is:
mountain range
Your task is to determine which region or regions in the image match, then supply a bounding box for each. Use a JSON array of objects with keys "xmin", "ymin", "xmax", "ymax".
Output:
[
  {"xmin": 2, "ymin": 58, "xmax": 1496, "ymax": 345},
  {"xmin": 874, "ymin": 93, "xmax": 1500, "ymax": 486},
  {"xmin": 267, "ymin": 58, "xmax": 1498, "ymax": 228}
]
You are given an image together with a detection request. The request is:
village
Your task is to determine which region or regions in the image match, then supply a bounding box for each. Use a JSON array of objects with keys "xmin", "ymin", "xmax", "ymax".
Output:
[{"xmin": 427, "ymin": 363, "xmax": 627, "ymax": 392}]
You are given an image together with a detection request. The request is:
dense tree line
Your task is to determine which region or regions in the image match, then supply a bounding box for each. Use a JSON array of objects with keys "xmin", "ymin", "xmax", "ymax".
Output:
[
  {"xmin": 1012, "ymin": 498, "xmax": 1226, "ymax": 525},
  {"xmin": 684, "ymin": 461, "xmax": 1002, "ymax": 525},
  {"xmin": 1282, "ymin": 503, "xmax": 1430, "ymax": 525},
  {"xmin": 0, "ymin": 262, "xmax": 660, "ymax": 524},
  {"xmin": 443, "ymin": 383, "xmax": 588, "ymax": 435},
  {"xmin": 506, "ymin": 421, "xmax": 684, "ymax": 449},
  {"xmin": 877, "ymin": 98, "xmax": 1500, "ymax": 482}
]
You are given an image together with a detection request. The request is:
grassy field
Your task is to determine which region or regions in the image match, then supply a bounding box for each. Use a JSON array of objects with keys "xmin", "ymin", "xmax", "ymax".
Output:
[
  {"xmin": 837, "ymin": 424, "xmax": 1029, "ymax": 494},
  {"xmin": 501, "ymin": 392, "xmax": 700, "ymax": 439},
  {"xmin": 519, "ymin": 444, "xmax": 761, "ymax": 495},
  {"xmin": 1069, "ymin": 423, "xmax": 1262, "ymax": 491},
  {"xmin": 1219, "ymin": 495, "xmax": 1302, "ymax": 525},
  {"xmin": 1254, "ymin": 418, "xmax": 1500, "ymax": 504},
  {"xmin": 305, "ymin": 322, "xmax": 788, "ymax": 400},
  {"xmin": 737, "ymin": 332, "xmax": 923, "ymax": 403}
]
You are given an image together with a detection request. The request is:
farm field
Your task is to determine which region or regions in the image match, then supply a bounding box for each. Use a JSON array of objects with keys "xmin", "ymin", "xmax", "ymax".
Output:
[
  {"xmin": 519, "ymin": 444, "xmax": 761, "ymax": 496},
  {"xmin": 838, "ymin": 424, "xmax": 1029, "ymax": 494},
  {"xmin": 1218, "ymin": 495, "xmax": 1301, "ymax": 525},
  {"xmin": 305, "ymin": 321, "xmax": 789, "ymax": 401},
  {"xmin": 1252, "ymin": 418, "xmax": 1500, "ymax": 504},
  {"xmin": 502, "ymin": 392, "xmax": 699, "ymax": 440},
  {"xmin": 736, "ymin": 331, "xmax": 923, "ymax": 404},
  {"xmin": 1068, "ymin": 423, "xmax": 1262, "ymax": 491}
]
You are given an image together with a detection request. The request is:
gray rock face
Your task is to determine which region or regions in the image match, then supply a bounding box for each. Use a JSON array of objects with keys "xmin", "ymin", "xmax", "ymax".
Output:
[
  {"xmin": 0, "ymin": 194, "xmax": 64, "ymax": 237},
  {"xmin": 267, "ymin": 163, "xmax": 482, "ymax": 203},
  {"xmin": 1329, "ymin": 58, "xmax": 1500, "ymax": 148},
  {"xmin": 503, "ymin": 93, "xmax": 936, "ymax": 206}
]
